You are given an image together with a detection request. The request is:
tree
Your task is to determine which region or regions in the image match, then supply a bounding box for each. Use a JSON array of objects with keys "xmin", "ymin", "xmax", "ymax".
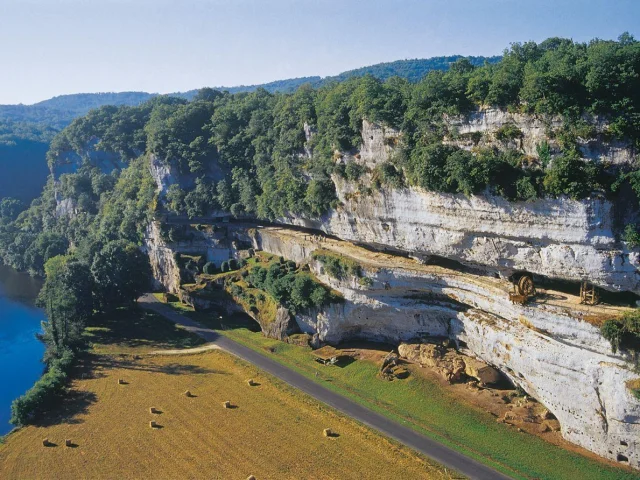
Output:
[
  {"xmin": 37, "ymin": 255, "xmax": 93, "ymax": 360},
  {"xmin": 0, "ymin": 197, "xmax": 24, "ymax": 221},
  {"xmin": 543, "ymin": 155, "xmax": 599, "ymax": 199},
  {"xmin": 90, "ymin": 240, "xmax": 152, "ymax": 311}
]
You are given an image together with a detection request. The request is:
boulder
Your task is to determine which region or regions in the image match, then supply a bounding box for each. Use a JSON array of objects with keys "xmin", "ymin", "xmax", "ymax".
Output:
[
  {"xmin": 464, "ymin": 357, "xmax": 502, "ymax": 386},
  {"xmin": 262, "ymin": 307, "xmax": 300, "ymax": 341}
]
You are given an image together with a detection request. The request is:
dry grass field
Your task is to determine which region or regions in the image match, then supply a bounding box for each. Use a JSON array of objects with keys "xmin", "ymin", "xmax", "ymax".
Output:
[{"xmin": 0, "ymin": 347, "xmax": 455, "ymax": 480}]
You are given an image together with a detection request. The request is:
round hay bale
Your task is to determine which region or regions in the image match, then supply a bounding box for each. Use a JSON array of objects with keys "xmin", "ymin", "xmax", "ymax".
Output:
[
  {"xmin": 323, "ymin": 428, "xmax": 332, "ymax": 437},
  {"xmin": 42, "ymin": 438, "xmax": 50, "ymax": 447},
  {"xmin": 222, "ymin": 400, "xmax": 231, "ymax": 409},
  {"xmin": 247, "ymin": 379, "xmax": 255, "ymax": 386},
  {"xmin": 65, "ymin": 439, "xmax": 72, "ymax": 447},
  {"xmin": 184, "ymin": 390, "xmax": 192, "ymax": 397}
]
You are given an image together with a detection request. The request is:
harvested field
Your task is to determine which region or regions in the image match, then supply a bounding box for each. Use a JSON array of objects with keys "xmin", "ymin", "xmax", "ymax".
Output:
[{"xmin": 0, "ymin": 350, "xmax": 454, "ymax": 480}]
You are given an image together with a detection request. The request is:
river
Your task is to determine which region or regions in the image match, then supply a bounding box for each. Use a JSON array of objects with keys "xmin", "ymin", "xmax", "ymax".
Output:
[{"xmin": 0, "ymin": 264, "xmax": 45, "ymax": 436}]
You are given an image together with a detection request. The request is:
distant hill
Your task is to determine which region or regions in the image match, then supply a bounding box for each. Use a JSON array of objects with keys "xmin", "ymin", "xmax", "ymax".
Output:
[
  {"xmin": 0, "ymin": 54, "xmax": 500, "ymax": 202},
  {"xmin": 34, "ymin": 91, "xmax": 156, "ymax": 115},
  {"xmin": 181, "ymin": 55, "xmax": 501, "ymax": 97}
]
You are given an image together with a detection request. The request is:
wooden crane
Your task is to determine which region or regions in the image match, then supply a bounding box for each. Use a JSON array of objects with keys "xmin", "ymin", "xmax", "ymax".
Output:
[{"xmin": 580, "ymin": 280, "xmax": 600, "ymax": 306}]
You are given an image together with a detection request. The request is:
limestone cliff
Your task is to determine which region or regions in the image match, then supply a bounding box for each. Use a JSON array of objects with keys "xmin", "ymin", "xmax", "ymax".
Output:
[
  {"xmin": 445, "ymin": 108, "xmax": 636, "ymax": 165},
  {"xmin": 276, "ymin": 118, "xmax": 640, "ymax": 294},
  {"xmin": 144, "ymin": 110, "xmax": 640, "ymax": 469},
  {"xmin": 251, "ymin": 227, "xmax": 640, "ymax": 469}
]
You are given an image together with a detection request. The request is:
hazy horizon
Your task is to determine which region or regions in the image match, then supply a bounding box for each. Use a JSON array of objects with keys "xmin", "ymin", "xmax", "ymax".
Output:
[{"xmin": 1, "ymin": 0, "xmax": 639, "ymax": 105}]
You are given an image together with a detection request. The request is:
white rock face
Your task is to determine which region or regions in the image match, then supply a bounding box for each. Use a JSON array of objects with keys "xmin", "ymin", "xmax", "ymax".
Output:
[
  {"xmin": 445, "ymin": 108, "xmax": 636, "ymax": 165},
  {"xmin": 275, "ymin": 117, "xmax": 640, "ymax": 294},
  {"xmin": 144, "ymin": 222, "xmax": 182, "ymax": 292},
  {"xmin": 357, "ymin": 120, "xmax": 401, "ymax": 168},
  {"xmin": 253, "ymin": 228, "xmax": 640, "ymax": 469},
  {"xmin": 143, "ymin": 222, "xmax": 251, "ymax": 293},
  {"xmin": 283, "ymin": 183, "xmax": 640, "ymax": 294}
]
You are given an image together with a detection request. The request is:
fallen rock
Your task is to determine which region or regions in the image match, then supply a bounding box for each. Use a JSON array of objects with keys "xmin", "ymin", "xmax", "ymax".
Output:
[{"xmin": 464, "ymin": 357, "xmax": 502, "ymax": 386}]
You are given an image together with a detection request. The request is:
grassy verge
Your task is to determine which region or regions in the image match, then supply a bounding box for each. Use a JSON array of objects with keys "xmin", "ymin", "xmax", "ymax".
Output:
[
  {"xmin": 85, "ymin": 307, "xmax": 205, "ymax": 354},
  {"xmin": 161, "ymin": 299, "xmax": 638, "ymax": 480}
]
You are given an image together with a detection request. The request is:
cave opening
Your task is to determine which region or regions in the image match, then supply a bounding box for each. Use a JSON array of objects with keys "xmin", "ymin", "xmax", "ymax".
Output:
[{"xmin": 534, "ymin": 275, "xmax": 640, "ymax": 307}]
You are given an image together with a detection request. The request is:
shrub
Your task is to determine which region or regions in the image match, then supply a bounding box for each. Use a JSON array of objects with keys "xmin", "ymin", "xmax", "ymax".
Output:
[
  {"xmin": 445, "ymin": 149, "xmax": 490, "ymax": 196},
  {"xmin": 229, "ymin": 284, "xmax": 243, "ymax": 297},
  {"xmin": 515, "ymin": 176, "xmax": 538, "ymax": 201},
  {"xmin": 10, "ymin": 349, "xmax": 75, "ymax": 426},
  {"xmin": 623, "ymin": 224, "xmax": 640, "ymax": 248},
  {"xmin": 344, "ymin": 162, "xmax": 365, "ymax": 181},
  {"xmin": 601, "ymin": 310, "xmax": 640, "ymax": 354},
  {"xmin": 536, "ymin": 141, "xmax": 552, "ymax": 167},
  {"xmin": 312, "ymin": 251, "xmax": 361, "ymax": 279},
  {"xmin": 203, "ymin": 262, "xmax": 216, "ymax": 274},
  {"xmin": 220, "ymin": 261, "xmax": 229, "ymax": 272},
  {"xmin": 543, "ymin": 156, "xmax": 600, "ymax": 200},
  {"xmin": 495, "ymin": 124, "xmax": 523, "ymax": 142},
  {"xmin": 373, "ymin": 162, "xmax": 404, "ymax": 189}
]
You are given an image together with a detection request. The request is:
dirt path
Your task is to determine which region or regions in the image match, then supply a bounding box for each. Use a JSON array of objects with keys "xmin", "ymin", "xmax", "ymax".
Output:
[{"xmin": 150, "ymin": 344, "xmax": 221, "ymax": 355}]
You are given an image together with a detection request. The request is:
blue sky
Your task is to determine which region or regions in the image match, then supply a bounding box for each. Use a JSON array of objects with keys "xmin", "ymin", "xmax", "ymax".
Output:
[{"xmin": 1, "ymin": 0, "xmax": 639, "ymax": 104}]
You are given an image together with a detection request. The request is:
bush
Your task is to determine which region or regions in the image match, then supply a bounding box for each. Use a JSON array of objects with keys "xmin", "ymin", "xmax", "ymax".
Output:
[
  {"xmin": 373, "ymin": 162, "xmax": 404, "ymax": 189},
  {"xmin": 229, "ymin": 284, "xmax": 243, "ymax": 297},
  {"xmin": 228, "ymin": 258, "xmax": 238, "ymax": 270},
  {"xmin": 495, "ymin": 124, "xmax": 523, "ymax": 142},
  {"xmin": 623, "ymin": 224, "xmax": 640, "ymax": 248},
  {"xmin": 203, "ymin": 262, "xmax": 216, "ymax": 274},
  {"xmin": 601, "ymin": 310, "xmax": 640, "ymax": 354},
  {"xmin": 344, "ymin": 162, "xmax": 365, "ymax": 181},
  {"xmin": 220, "ymin": 261, "xmax": 229, "ymax": 272},
  {"xmin": 313, "ymin": 252, "xmax": 361, "ymax": 279},
  {"xmin": 10, "ymin": 349, "xmax": 75, "ymax": 426},
  {"xmin": 543, "ymin": 156, "xmax": 600, "ymax": 199}
]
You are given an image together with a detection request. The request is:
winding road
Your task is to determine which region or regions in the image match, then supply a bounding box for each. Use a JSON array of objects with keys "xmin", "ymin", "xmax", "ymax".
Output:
[{"xmin": 139, "ymin": 293, "xmax": 512, "ymax": 480}]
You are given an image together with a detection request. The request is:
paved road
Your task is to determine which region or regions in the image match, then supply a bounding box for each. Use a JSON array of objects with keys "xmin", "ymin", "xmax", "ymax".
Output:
[{"xmin": 139, "ymin": 294, "xmax": 512, "ymax": 480}]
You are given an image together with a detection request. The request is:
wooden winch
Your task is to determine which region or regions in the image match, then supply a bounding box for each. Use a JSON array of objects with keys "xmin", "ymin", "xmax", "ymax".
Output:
[{"xmin": 508, "ymin": 273, "xmax": 536, "ymax": 305}]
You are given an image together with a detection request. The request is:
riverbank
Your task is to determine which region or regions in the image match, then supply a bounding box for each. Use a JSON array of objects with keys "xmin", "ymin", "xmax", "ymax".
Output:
[
  {"xmin": 0, "ymin": 265, "xmax": 44, "ymax": 436},
  {"xmin": 0, "ymin": 307, "xmax": 454, "ymax": 480}
]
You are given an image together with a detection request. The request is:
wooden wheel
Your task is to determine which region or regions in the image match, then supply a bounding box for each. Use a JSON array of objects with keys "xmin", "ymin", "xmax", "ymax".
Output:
[{"xmin": 517, "ymin": 275, "xmax": 535, "ymax": 296}]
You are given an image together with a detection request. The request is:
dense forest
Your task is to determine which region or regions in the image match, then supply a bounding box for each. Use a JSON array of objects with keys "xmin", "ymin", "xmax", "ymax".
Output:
[
  {"xmin": 2, "ymin": 35, "xmax": 640, "ymax": 422},
  {"xmin": 0, "ymin": 55, "xmax": 500, "ymax": 203}
]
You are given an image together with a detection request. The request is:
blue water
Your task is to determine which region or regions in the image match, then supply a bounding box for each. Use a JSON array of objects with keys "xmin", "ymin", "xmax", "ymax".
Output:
[{"xmin": 0, "ymin": 264, "xmax": 45, "ymax": 435}]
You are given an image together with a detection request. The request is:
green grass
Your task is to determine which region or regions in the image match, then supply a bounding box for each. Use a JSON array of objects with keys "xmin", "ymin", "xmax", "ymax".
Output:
[
  {"xmin": 159, "ymin": 301, "xmax": 637, "ymax": 480},
  {"xmin": 85, "ymin": 307, "xmax": 206, "ymax": 354}
]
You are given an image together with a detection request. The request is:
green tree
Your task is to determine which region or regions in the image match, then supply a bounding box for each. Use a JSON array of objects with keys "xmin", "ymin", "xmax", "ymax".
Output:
[{"xmin": 90, "ymin": 240, "xmax": 152, "ymax": 311}]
